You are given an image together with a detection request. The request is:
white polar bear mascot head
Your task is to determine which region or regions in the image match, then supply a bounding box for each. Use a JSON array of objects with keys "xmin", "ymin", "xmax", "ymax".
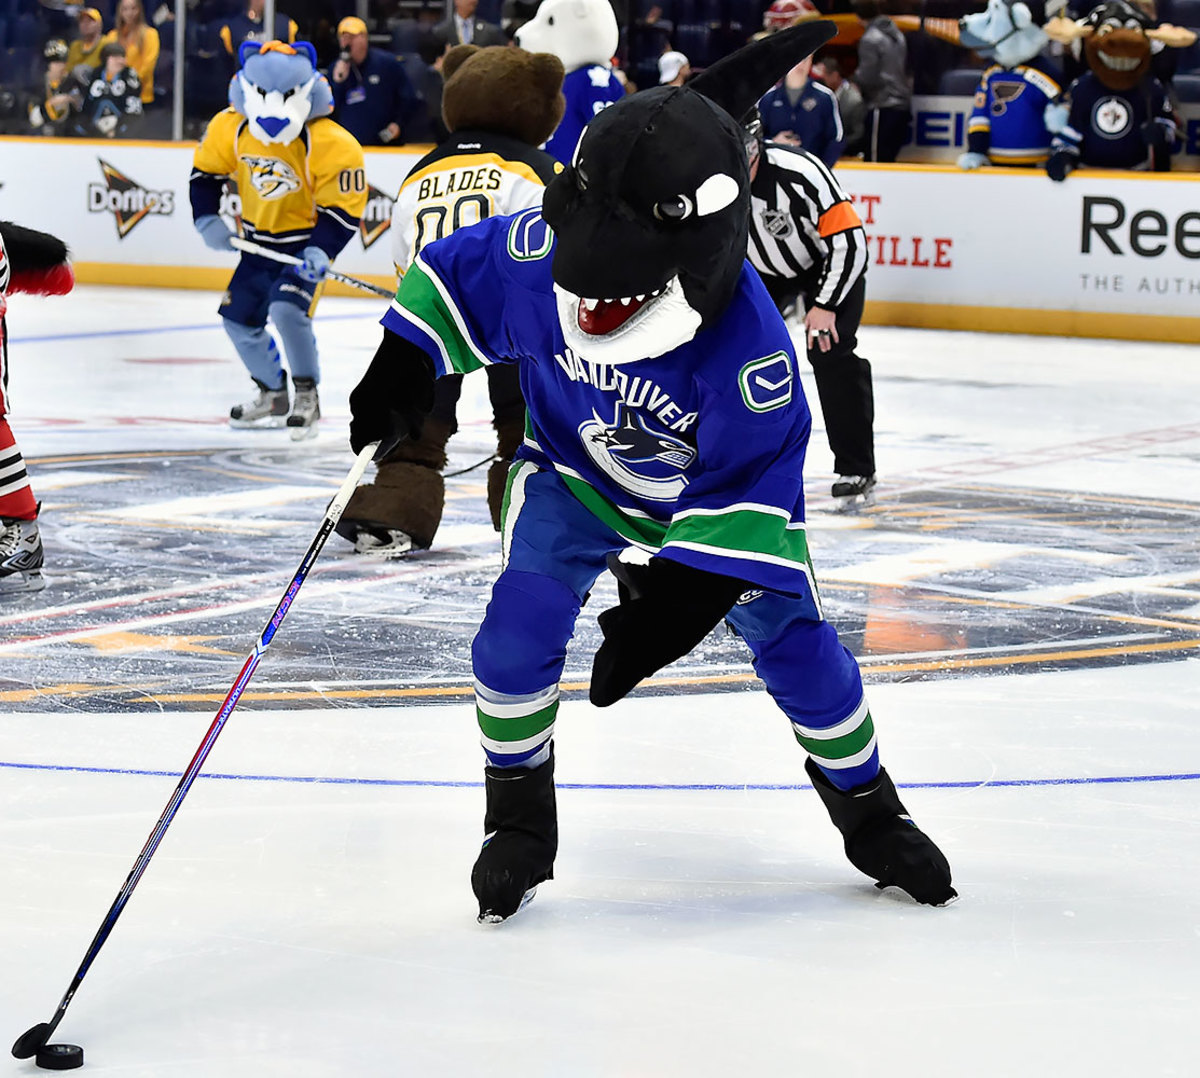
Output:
[{"xmin": 515, "ymin": 0, "xmax": 619, "ymax": 73}]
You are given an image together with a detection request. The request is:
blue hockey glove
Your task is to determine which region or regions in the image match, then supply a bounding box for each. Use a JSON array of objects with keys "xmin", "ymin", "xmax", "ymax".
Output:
[
  {"xmin": 296, "ymin": 246, "xmax": 331, "ymax": 283},
  {"xmin": 195, "ymin": 214, "xmax": 234, "ymax": 252},
  {"xmin": 1045, "ymin": 151, "xmax": 1075, "ymax": 183}
]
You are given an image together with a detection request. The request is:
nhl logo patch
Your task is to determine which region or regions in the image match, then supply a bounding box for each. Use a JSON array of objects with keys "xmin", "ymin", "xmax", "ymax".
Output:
[{"xmin": 760, "ymin": 210, "xmax": 793, "ymax": 238}]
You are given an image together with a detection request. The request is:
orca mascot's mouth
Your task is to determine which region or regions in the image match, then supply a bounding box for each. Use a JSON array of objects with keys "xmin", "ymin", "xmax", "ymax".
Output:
[{"xmin": 540, "ymin": 20, "xmax": 836, "ymax": 366}]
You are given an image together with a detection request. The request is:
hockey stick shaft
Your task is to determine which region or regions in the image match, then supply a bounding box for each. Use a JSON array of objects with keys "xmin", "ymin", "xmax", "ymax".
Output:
[
  {"xmin": 12, "ymin": 444, "xmax": 378, "ymax": 1059},
  {"xmin": 230, "ymin": 237, "xmax": 394, "ymax": 298}
]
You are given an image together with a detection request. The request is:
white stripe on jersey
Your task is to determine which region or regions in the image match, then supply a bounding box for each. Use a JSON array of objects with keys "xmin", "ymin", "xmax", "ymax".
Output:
[{"xmin": 746, "ymin": 143, "xmax": 868, "ymax": 310}]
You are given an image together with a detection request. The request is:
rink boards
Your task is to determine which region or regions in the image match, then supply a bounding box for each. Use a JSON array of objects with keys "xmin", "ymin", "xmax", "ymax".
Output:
[{"xmin": 1, "ymin": 133, "xmax": 1198, "ymax": 343}]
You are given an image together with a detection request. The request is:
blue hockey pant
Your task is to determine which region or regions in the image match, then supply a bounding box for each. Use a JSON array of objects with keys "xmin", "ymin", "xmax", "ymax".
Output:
[{"xmin": 471, "ymin": 462, "xmax": 881, "ymax": 790}]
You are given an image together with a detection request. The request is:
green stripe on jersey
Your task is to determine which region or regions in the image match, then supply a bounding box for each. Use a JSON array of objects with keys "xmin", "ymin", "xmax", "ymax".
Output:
[
  {"xmin": 666, "ymin": 507, "xmax": 809, "ymax": 567},
  {"xmin": 476, "ymin": 700, "xmax": 558, "ymax": 745},
  {"xmin": 560, "ymin": 474, "xmax": 668, "ymax": 549},
  {"xmin": 398, "ymin": 263, "xmax": 486, "ymax": 375}
]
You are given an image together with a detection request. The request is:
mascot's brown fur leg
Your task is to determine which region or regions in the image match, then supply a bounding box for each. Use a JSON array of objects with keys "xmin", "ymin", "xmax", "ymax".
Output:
[
  {"xmin": 487, "ymin": 414, "xmax": 525, "ymax": 532},
  {"xmin": 337, "ymin": 418, "xmax": 454, "ymax": 552}
]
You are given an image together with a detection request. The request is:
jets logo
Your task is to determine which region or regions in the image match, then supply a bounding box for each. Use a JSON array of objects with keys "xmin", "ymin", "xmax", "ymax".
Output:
[
  {"xmin": 989, "ymin": 80, "xmax": 1026, "ymax": 116},
  {"xmin": 242, "ymin": 156, "xmax": 301, "ymax": 200},
  {"xmin": 578, "ymin": 402, "xmax": 696, "ymax": 502},
  {"xmin": 760, "ymin": 209, "xmax": 793, "ymax": 238},
  {"xmin": 1093, "ymin": 97, "xmax": 1132, "ymax": 139}
]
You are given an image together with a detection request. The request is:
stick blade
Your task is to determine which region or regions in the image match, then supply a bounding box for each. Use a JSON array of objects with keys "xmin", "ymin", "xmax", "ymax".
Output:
[{"xmin": 12, "ymin": 1023, "xmax": 52, "ymax": 1059}]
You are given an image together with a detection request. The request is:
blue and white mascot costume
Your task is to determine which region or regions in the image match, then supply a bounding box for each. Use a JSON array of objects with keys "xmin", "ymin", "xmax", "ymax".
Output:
[
  {"xmin": 956, "ymin": 0, "xmax": 1067, "ymax": 168},
  {"xmin": 190, "ymin": 41, "xmax": 366, "ymax": 435},
  {"xmin": 514, "ymin": 0, "xmax": 625, "ymax": 163}
]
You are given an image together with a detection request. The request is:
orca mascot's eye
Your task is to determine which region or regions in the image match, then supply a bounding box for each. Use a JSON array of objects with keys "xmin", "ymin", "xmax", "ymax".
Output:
[{"xmin": 654, "ymin": 195, "xmax": 693, "ymax": 222}]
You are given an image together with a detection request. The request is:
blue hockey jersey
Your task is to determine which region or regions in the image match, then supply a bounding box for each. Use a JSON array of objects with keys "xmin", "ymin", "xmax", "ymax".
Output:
[
  {"xmin": 381, "ymin": 209, "xmax": 819, "ymax": 598},
  {"xmin": 966, "ymin": 58, "xmax": 1062, "ymax": 165},
  {"xmin": 1052, "ymin": 72, "xmax": 1175, "ymax": 169},
  {"xmin": 543, "ymin": 65, "xmax": 625, "ymax": 164}
]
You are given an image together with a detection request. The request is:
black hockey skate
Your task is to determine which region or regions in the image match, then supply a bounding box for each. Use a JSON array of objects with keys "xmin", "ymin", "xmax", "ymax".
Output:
[
  {"xmin": 806, "ymin": 758, "xmax": 956, "ymax": 906},
  {"xmin": 471, "ymin": 750, "xmax": 558, "ymax": 924},
  {"xmin": 831, "ymin": 474, "xmax": 876, "ymax": 510}
]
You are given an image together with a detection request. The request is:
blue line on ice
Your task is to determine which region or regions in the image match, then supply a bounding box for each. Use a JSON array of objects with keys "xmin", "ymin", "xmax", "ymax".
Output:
[
  {"xmin": 1, "ymin": 760, "xmax": 1197, "ymax": 790},
  {"xmin": 10, "ymin": 311, "xmax": 378, "ymax": 345}
]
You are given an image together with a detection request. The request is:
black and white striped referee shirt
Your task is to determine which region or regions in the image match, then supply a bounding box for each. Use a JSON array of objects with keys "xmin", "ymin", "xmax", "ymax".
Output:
[{"xmin": 747, "ymin": 142, "xmax": 868, "ymax": 311}]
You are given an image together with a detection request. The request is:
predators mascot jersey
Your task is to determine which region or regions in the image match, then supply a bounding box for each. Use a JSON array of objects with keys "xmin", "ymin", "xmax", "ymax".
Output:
[{"xmin": 189, "ymin": 40, "xmax": 367, "ymax": 438}]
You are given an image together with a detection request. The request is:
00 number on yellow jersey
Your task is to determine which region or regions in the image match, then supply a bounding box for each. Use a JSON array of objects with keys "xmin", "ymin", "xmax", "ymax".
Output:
[{"xmin": 413, "ymin": 193, "xmax": 492, "ymax": 258}]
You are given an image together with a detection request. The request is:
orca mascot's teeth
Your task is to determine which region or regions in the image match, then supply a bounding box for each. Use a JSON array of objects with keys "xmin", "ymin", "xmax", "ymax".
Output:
[{"xmin": 541, "ymin": 19, "xmax": 837, "ymax": 365}]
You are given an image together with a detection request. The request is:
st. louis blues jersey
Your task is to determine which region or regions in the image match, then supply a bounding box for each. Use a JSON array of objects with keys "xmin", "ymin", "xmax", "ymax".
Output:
[
  {"xmin": 966, "ymin": 58, "xmax": 1062, "ymax": 165},
  {"xmin": 1052, "ymin": 71, "xmax": 1175, "ymax": 169},
  {"xmin": 543, "ymin": 65, "xmax": 625, "ymax": 164},
  {"xmin": 381, "ymin": 209, "xmax": 818, "ymax": 598}
]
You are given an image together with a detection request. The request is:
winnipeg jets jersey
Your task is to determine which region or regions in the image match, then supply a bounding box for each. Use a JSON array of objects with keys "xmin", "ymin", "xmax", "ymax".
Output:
[
  {"xmin": 191, "ymin": 109, "xmax": 366, "ymax": 250},
  {"xmin": 382, "ymin": 210, "xmax": 818, "ymax": 598},
  {"xmin": 1052, "ymin": 72, "xmax": 1175, "ymax": 169},
  {"xmin": 391, "ymin": 129, "xmax": 562, "ymax": 276},
  {"xmin": 966, "ymin": 59, "xmax": 1062, "ymax": 164}
]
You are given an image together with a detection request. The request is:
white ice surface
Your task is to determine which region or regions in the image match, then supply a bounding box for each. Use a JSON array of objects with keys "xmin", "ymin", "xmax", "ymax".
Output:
[{"xmin": 2, "ymin": 288, "xmax": 1199, "ymax": 1076}]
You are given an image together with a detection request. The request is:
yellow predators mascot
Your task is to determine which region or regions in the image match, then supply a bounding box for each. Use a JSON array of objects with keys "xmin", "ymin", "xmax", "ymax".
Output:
[{"xmin": 190, "ymin": 40, "xmax": 367, "ymax": 439}]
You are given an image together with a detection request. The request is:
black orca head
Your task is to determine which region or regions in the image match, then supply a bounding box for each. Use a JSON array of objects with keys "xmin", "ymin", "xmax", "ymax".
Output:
[{"xmin": 541, "ymin": 20, "xmax": 837, "ymax": 366}]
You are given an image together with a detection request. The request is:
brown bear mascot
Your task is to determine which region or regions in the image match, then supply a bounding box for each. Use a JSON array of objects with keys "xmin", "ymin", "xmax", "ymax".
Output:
[{"xmin": 337, "ymin": 45, "xmax": 565, "ymax": 555}]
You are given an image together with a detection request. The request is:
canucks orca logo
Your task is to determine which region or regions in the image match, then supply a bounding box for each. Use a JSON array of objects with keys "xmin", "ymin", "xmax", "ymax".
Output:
[
  {"xmin": 578, "ymin": 402, "xmax": 696, "ymax": 502},
  {"xmin": 242, "ymin": 155, "xmax": 302, "ymax": 200}
]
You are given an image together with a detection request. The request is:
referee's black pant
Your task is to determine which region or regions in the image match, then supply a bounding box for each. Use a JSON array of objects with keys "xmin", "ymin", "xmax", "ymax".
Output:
[{"xmin": 760, "ymin": 274, "xmax": 875, "ymax": 480}]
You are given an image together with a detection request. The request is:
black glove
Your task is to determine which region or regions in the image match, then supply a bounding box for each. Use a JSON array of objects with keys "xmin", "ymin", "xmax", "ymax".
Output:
[
  {"xmin": 1045, "ymin": 151, "xmax": 1075, "ymax": 183},
  {"xmin": 348, "ymin": 328, "xmax": 436, "ymax": 461},
  {"xmin": 590, "ymin": 553, "xmax": 750, "ymax": 707}
]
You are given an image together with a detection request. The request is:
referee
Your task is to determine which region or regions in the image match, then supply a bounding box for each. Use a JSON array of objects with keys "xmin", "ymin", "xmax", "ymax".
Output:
[{"xmin": 742, "ymin": 107, "xmax": 876, "ymax": 507}]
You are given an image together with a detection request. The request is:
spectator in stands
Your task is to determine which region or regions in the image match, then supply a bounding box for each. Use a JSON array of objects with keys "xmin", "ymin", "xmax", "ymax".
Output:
[
  {"xmin": 759, "ymin": 55, "xmax": 843, "ymax": 167},
  {"xmin": 408, "ymin": 33, "xmax": 451, "ymax": 144},
  {"xmin": 67, "ymin": 8, "xmax": 106, "ymax": 79},
  {"xmin": 851, "ymin": 0, "xmax": 911, "ymax": 162},
  {"xmin": 658, "ymin": 49, "xmax": 690, "ymax": 86},
  {"xmin": 816, "ymin": 57, "xmax": 864, "ymax": 156},
  {"xmin": 329, "ymin": 15, "xmax": 420, "ymax": 146},
  {"xmin": 74, "ymin": 41, "xmax": 144, "ymax": 137},
  {"xmin": 433, "ymin": 0, "xmax": 507, "ymax": 48},
  {"xmin": 101, "ymin": 0, "xmax": 159, "ymax": 106},
  {"xmin": 219, "ymin": 0, "xmax": 299, "ymax": 57},
  {"xmin": 638, "ymin": 4, "xmax": 675, "ymax": 59},
  {"xmin": 31, "ymin": 39, "xmax": 84, "ymax": 136}
]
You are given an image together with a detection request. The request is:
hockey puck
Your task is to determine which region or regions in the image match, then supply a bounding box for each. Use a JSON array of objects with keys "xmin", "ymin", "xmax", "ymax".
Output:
[{"xmin": 34, "ymin": 1044, "xmax": 83, "ymax": 1070}]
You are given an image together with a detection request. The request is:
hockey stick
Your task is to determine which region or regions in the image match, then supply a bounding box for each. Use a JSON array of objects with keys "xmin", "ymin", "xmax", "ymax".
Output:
[
  {"xmin": 11, "ymin": 443, "xmax": 378, "ymax": 1062},
  {"xmin": 230, "ymin": 237, "xmax": 395, "ymax": 298}
]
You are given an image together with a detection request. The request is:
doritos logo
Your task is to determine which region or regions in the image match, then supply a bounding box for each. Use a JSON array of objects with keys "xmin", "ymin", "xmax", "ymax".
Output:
[
  {"xmin": 87, "ymin": 159, "xmax": 175, "ymax": 238},
  {"xmin": 359, "ymin": 184, "xmax": 394, "ymax": 250}
]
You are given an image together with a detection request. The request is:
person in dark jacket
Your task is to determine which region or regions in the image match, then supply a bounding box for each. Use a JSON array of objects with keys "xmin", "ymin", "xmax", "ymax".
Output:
[
  {"xmin": 851, "ymin": 0, "xmax": 911, "ymax": 161},
  {"xmin": 758, "ymin": 55, "xmax": 844, "ymax": 168},
  {"xmin": 328, "ymin": 15, "xmax": 419, "ymax": 145}
]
